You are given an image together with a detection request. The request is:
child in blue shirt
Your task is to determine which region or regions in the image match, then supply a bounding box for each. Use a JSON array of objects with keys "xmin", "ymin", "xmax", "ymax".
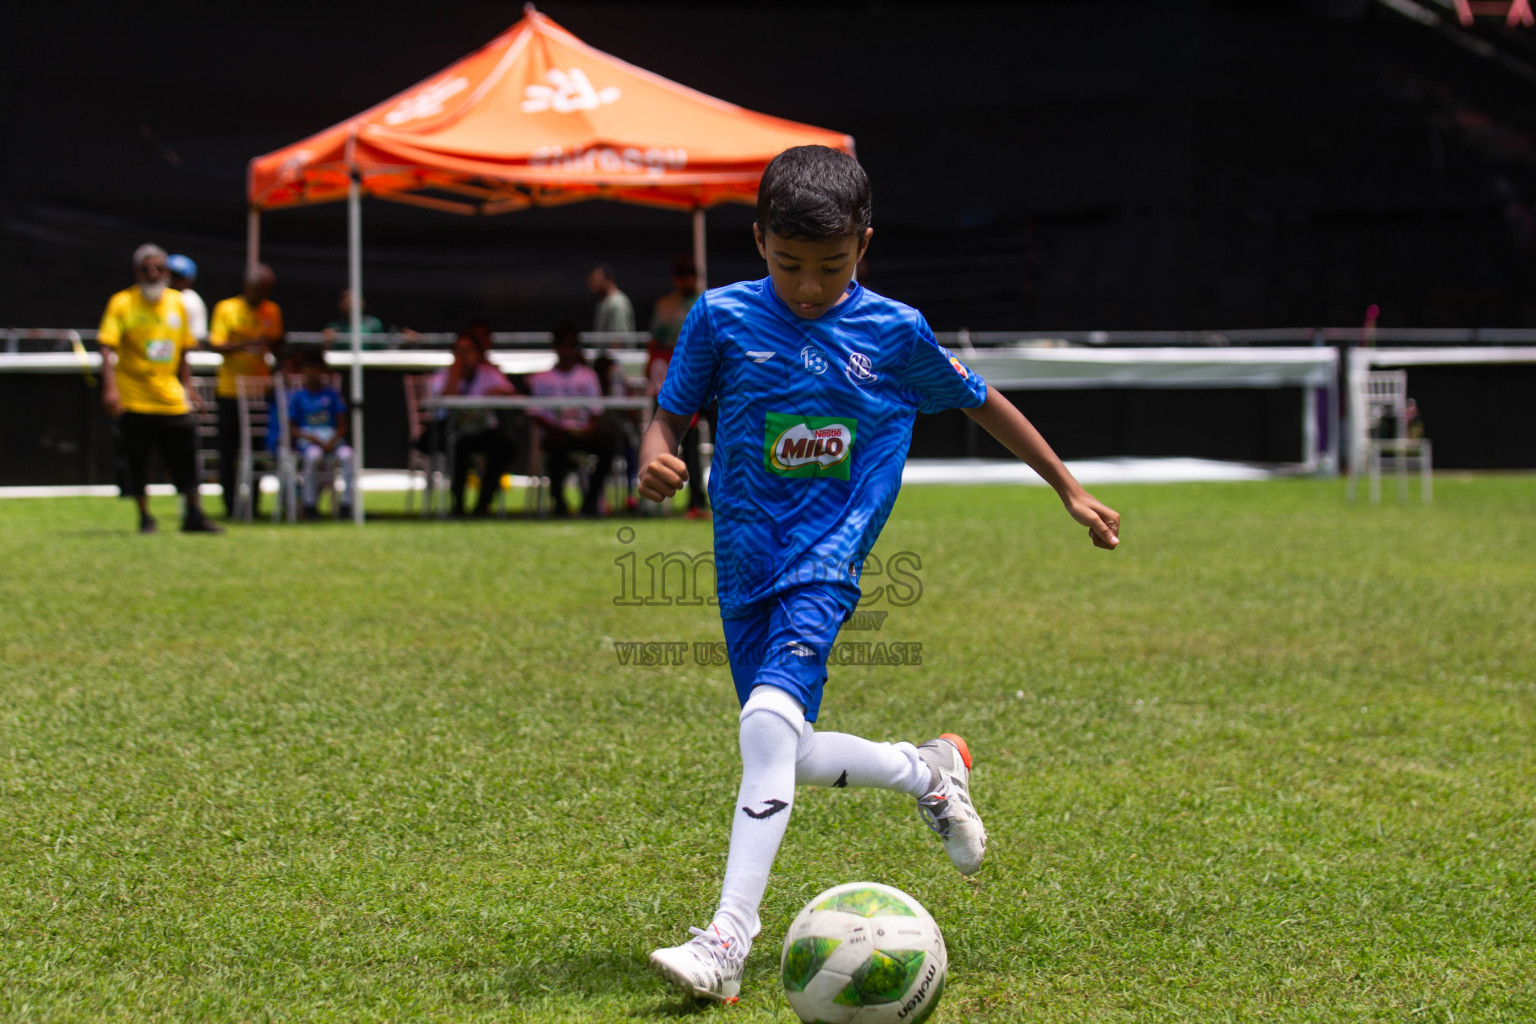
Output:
[
  {"xmin": 286, "ymin": 351, "xmax": 353, "ymax": 518},
  {"xmin": 640, "ymin": 146, "xmax": 1121, "ymax": 1002}
]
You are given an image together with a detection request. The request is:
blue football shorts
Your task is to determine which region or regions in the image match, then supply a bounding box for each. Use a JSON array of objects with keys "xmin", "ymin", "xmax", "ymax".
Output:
[{"xmin": 721, "ymin": 584, "xmax": 857, "ymax": 722}]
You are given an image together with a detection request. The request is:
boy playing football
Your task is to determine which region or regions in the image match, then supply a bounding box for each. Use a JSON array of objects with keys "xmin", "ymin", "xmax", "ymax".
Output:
[{"xmin": 640, "ymin": 145, "xmax": 1120, "ymax": 1002}]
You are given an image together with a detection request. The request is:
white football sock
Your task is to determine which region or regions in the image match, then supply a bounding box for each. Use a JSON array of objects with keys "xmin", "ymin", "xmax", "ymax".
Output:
[
  {"xmin": 794, "ymin": 723, "xmax": 933, "ymax": 797},
  {"xmin": 710, "ymin": 685, "xmax": 804, "ymax": 947}
]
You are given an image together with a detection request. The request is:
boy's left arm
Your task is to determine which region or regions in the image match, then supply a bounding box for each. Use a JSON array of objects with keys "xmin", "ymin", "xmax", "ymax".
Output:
[{"xmin": 965, "ymin": 389, "xmax": 1120, "ymax": 549}]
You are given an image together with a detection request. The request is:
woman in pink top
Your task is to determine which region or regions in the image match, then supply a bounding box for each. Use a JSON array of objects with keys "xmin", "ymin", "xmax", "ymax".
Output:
[
  {"xmin": 530, "ymin": 325, "xmax": 616, "ymax": 516},
  {"xmin": 424, "ymin": 329, "xmax": 514, "ymax": 517}
]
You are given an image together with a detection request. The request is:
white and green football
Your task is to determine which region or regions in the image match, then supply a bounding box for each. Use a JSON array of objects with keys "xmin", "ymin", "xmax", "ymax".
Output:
[{"xmin": 780, "ymin": 881, "xmax": 947, "ymax": 1024}]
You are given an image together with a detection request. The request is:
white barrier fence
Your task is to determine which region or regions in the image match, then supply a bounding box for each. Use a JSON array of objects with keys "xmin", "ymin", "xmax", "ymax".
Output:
[
  {"xmin": 9, "ymin": 326, "xmax": 1536, "ymax": 486},
  {"xmin": 8, "ymin": 326, "xmax": 1536, "ymax": 354},
  {"xmin": 3, "ymin": 338, "xmax": 1344, "ymax": 473}
]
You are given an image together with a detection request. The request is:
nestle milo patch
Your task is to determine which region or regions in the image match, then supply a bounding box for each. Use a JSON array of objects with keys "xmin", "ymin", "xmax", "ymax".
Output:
[{"xmin": 763, "ymin": 412, "xmax": 857, "ymax": 480}]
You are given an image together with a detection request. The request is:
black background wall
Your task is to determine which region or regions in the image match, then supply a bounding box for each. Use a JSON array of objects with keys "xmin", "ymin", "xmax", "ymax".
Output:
[{"xmin": 6, "ymin": 0, "xmax": 1536, "ymax": 334}]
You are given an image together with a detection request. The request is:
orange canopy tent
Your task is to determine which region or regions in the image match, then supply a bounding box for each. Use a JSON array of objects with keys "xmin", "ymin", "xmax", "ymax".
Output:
[{"xmin": 248, "ymin": 3, "xmax": 853, "ymax": 523}]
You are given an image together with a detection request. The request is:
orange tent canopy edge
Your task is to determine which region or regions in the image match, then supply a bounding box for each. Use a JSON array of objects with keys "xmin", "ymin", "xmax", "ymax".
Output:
[{"xmin": 248, "ymin": 5, "xmax": 854, "ymax": 214}]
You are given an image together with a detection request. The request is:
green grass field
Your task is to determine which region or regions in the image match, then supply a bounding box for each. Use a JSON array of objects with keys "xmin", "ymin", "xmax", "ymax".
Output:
[{"xmin": 2, "ymin": 477, "xmax": 1533, "ymax": 1023}]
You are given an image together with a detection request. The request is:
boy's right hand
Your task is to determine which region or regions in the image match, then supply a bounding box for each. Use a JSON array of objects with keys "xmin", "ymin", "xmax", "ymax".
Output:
[
  {"xmin": 1066, "ymin": 492, "xmax": 1120, "ymax": 550},
  {"xmin": 638, "ymin": 453, "xmax": 688, "ymax": 502}
]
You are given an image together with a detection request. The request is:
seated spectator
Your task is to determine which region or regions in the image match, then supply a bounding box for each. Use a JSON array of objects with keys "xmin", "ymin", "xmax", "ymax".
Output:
[
  {"xmin": 593, "ymin": 349, "xmax": 618, "ymax": 397},
  {"xmin": 322, "ymin": 289, "xmax": 419, "ymax": 349},
  {"xmin": 420, "ymin": 329, "xmax": 515, "ymax": 517},
  {"xmin": 531, "ymin": 324, "xmax": 614, "ymax": 517},
  {"xmin": 284, "ymin": 351, "xmax": 354, "ymax": 519}
]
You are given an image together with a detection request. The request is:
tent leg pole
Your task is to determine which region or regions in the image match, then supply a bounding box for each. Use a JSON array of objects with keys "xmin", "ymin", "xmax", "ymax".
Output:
[
  {"xmin": 1326, "ymin": 361, "xmax": 1341, "ymax": 476},
  {"xmin": 348, "ymin": 176, "xmax": 365, "ymax": 526},
  {"xmin": 692, "ymin": 207, "xmax": 707, "ymax": 290},
  {"xmin": 1303, "ymin": 384, "xmax": 1318, "ymax": 473},
  {"xmin": 246, "ymin": 210, "xmax": 261, "ymax": 275}
]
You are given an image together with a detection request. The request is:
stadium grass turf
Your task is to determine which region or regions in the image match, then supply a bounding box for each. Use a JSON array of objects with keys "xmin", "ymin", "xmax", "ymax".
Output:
[{"xmin": 0, "ymin": 476, "xmax": 1533, "ymax": 1023}]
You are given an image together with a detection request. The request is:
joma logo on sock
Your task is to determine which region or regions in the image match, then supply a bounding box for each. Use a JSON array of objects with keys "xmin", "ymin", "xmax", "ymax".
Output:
[{"xmin": 742, "ymin": 799, "xmax": 788, "ymax": 819}]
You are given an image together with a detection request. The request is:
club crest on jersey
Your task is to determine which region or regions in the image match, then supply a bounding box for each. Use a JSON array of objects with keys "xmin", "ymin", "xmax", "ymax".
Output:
[
  {"xmin": 844, "ymin": 351, "xmax": 879, "ymax": 386},
  {"xmin": 763, "ymin": 412, "xmax": 857, "ymax": 480}
]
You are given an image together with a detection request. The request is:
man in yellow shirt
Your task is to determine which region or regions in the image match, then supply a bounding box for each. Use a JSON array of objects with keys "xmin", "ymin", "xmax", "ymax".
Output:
[
  {"xmin": 208, "ymin": 263, "xmax": 285, "ymax": 518},
  {"xmin": 97, "ymin": 244, "xmax": 222, "ymax": 534}
]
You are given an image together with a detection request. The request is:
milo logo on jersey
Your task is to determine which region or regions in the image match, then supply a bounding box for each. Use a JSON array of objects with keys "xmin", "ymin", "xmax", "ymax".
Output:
[{"xmin": 764, "ymin": 412, "xmax": 857, "ymax": 480}]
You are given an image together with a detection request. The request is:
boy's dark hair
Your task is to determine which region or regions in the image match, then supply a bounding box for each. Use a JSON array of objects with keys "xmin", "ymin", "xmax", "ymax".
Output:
[{"xmin": 756, "ymin": 146, "xmax": 871, "ymax": 242}]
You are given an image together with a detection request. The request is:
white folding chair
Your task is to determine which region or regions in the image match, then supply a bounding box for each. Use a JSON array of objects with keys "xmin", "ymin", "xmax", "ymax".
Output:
[
  {"xmin": 234, "ymin": 376, "xmax": 292, "ymax": 522},
  {"xmin": 522, "ymin": 418, "xmax": 547, "ymax": 517},
  {"xmin": 273, "ymin": 374, "xmax": 301, "ymax": 521},
  {"xmin": 190, "ymin": 375, "xmax": 221, "ymax": 494},
  {"xmin": 403, "ymin": 374, "xmax": 449, "ymax": 518},
  {"xmin": 1347, "ymin": 370, "xmax": 1433, "ymax": 503}
]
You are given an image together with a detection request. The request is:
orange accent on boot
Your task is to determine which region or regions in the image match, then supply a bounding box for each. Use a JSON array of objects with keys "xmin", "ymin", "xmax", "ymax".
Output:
[{"xmin": 939, "ymin": 733, "xmax": 972, "ymax": 770}]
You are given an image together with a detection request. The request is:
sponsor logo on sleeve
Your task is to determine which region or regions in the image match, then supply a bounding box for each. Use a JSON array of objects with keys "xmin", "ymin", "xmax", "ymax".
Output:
[
  {"xmin": 940, "ymin": 345, "xmax": 970, "ymax": 379},
  {"xmin": 763, "ymin": 412, "xmax": 857, "ymax": 480}
]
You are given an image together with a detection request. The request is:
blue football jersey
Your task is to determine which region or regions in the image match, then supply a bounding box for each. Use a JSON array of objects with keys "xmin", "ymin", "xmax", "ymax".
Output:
[
  {"xmin": 278, "ymin": 386, "xmax": 347, "ymax": 451},
  {"xmin": 657, "ymin": 277, "xmax": 987, "ymax": 618}
]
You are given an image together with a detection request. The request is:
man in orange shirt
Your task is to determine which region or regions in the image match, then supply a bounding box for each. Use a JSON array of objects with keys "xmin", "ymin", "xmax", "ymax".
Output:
[
  {"xmin": 97, "ymin": 244, "xmax": 222, "ymax": 534},
  {"xmin": 208, "ymin": 263, "xmax": 285, "ymax": 518}
]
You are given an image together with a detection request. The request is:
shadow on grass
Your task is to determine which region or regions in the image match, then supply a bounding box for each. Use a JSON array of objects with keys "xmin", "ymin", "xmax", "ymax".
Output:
[
  {"xmin": 491, "ymin": 947, "xmax": 713, "ymax": 1016},
  {"xmin": 631, "ymin": 996, "xmax": 718, "ymax": 1019}
]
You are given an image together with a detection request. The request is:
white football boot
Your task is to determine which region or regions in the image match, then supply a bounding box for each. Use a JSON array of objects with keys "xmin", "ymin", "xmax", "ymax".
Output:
[
  {"xmin": 917, "ymin": 733, "xmax": 987, "ymax": 875},
  {"xmin": 649, "ymin": 924, "xmax": 747, "ymax": 1003}
]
